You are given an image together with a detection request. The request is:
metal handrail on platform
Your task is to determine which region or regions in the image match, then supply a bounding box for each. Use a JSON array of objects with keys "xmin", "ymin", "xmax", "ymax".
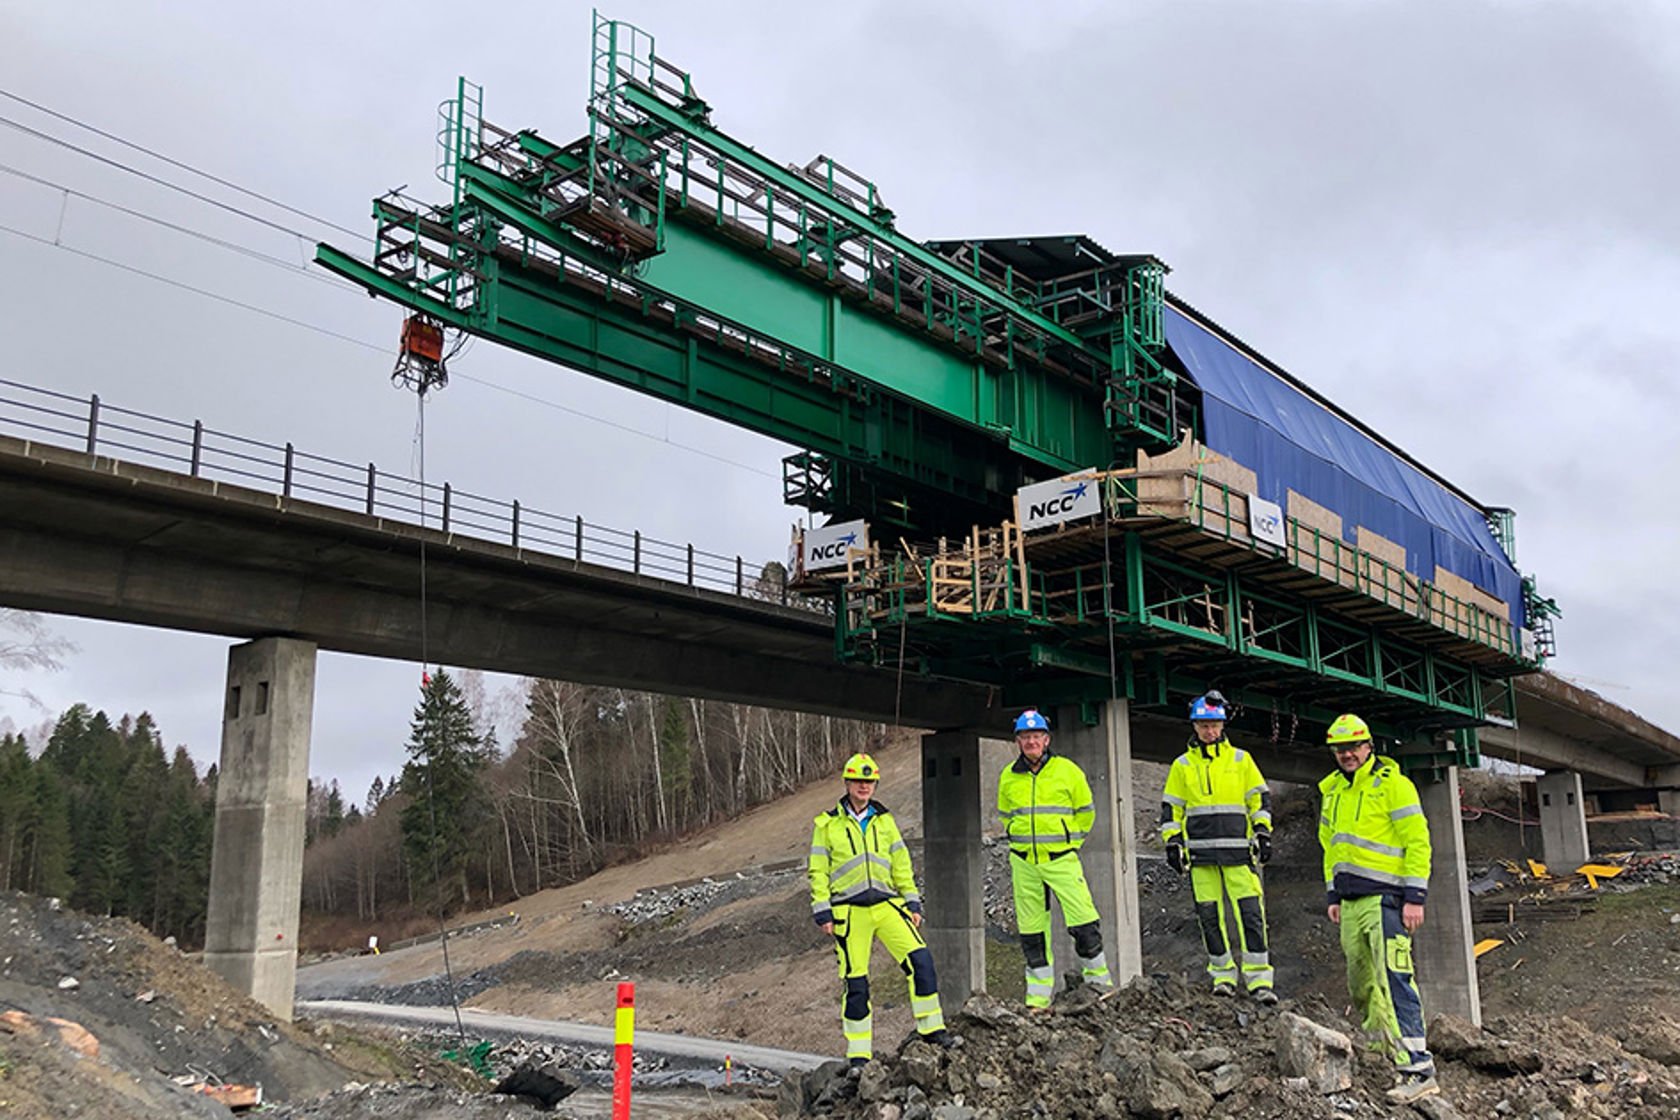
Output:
[{"xmin": 0, "ymin": 377, "xmax": 824, "ymax": 614}]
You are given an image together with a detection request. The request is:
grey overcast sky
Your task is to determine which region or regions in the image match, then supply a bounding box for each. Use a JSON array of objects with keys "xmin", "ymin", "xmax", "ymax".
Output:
[{"xmin": 2, "ymin": 0, "xmax": 1676, "ymax": 800}]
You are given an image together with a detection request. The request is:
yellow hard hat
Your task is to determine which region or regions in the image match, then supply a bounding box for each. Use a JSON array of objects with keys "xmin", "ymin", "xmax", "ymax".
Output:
[
  {"xmin": 1326, "ymin": 713, "xmax": 1372, "ymax": 746},
  {"xmin": 842, "ymin": 753, "xmax": 881, "ymax": 781}
]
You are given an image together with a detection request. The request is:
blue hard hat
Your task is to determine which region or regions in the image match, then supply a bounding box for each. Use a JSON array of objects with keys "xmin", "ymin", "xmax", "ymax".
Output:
[
  {"xmin": 1189, "ymin": 694, "xmax": 1228, "ymax": 721},
  {"xmin": 1014, "ymin": 709, "xmax": 1050, "ymax": 733}
]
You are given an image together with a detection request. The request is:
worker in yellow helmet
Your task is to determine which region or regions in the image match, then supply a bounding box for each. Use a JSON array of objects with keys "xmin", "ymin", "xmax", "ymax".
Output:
[
  {"xmin": 1160, "ymin": 692, "xmax": 1277, "ymax": 1003},
  {"xmin": 809, "ymin": 751, "xmax": 960, "ymax": 1066},
  {"xmin": 1318, "ymin": 714, "xmax": 1439, "ymax": 1106},
  {"xmin": 997, "ymin": 709, "xmax": 1114, "ymax": 1009}
]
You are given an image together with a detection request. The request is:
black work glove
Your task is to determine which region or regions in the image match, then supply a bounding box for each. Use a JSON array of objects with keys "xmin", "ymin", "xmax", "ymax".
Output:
[
  {"xmin": 1253, "ymin": 831, "xmax": 1272, "ymax": 866},
  {"xmin": 1166, "ymin": 838, "xmax": 1186, "ymax": 874}
]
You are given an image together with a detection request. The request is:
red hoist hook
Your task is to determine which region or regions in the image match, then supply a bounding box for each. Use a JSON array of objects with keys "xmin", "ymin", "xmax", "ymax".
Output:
[{"xmin": 393, "ymin": 315, "xmax": 449, "ymax": 394}]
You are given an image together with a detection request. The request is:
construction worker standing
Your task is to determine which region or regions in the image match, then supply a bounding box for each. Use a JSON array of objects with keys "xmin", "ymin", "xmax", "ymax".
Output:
[
  {"xmin": 1160, "ymin": 693, "xmax": 1277, "ymax": 1003},
  {"xmin": 1318, "ymin": 713, "xmax": 1439, "ymax": 1105},
  {"xmin": 809, "ymin": 752, "xmax": 959, "ymax": 1065},
  {"xmin": 998, "ymin": 709, "xmax": 1114, "ymax": 1008}
]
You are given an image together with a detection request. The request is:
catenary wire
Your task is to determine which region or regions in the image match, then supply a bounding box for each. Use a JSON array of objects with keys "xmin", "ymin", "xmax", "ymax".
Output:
[
  {"xmin": 1, "ymin": 113, "xmax": 334, "ymax": 244},
  {"xmin": 0, "ymin": 220, "xmax": 389, "ymax": 353},
  {"xmin": 0, "ymin": 162, "xmax": 361, "ymax": 294},
  {"xmin": 1, "ymin": 103, "xmax": 785, "ymax": 480},
  {"xmin": 0, "ymin": 88, "xmax": 365, "ymax": 240},
  {"xmin": 0, "ymin": 220, "xmax": 780, "ymax": 479}
]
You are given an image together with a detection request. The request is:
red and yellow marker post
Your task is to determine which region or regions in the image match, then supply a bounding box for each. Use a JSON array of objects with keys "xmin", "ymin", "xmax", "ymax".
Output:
[{"xmin": 612, "ymin": 981, "xmax": 635, "ymax": 1119}]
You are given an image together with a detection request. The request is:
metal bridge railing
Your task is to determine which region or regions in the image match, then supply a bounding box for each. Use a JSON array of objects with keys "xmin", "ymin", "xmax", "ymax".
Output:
[{"xmin": 0, "ymin": 377, "xmax": 823, "ymax": 614}]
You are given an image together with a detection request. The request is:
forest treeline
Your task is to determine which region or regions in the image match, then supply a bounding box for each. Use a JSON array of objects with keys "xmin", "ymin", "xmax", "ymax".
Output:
[
  {"xmin": 0, "ymin": 670, "xmax": 884, "ymax": 946},
  {"xmin": 304, "ymin": 669, "xmax": 883, "ymax": 922}
]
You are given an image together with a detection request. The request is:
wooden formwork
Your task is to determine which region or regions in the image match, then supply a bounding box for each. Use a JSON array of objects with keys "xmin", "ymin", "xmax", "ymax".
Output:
[{"xmin": 927, "ymin": 524, "xmax": 1020, "ymax": 616}]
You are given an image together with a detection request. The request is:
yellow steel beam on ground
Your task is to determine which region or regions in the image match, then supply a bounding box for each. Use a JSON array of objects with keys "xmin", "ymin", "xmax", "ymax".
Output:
[
  {"xmin": 1474, "ymin": 938, "xmax": 1505, "ymax": 959},
  {"xmin": 1576, "ymin": 863, "xmax": 1624, "ymax": 889}
]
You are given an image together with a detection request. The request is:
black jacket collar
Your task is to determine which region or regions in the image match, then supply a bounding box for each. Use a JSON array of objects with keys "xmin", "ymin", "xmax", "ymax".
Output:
[{"xmin": 1010, "ymin": 748, "xmax": 1054, "ymax": 775}]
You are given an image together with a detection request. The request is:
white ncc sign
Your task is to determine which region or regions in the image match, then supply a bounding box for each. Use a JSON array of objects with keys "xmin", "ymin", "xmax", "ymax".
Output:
[{"xmin": 1016, "ymin": 474, "xmax": 1102, "ymax": 531}]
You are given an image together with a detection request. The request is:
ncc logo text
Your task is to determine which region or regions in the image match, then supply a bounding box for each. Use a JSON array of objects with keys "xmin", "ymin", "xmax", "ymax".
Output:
[
  {"xmin": 809, "ymin": 532, "xmax": 858, "ymax": 561},
  {"xmin": 1027, "ymin": 481, "xmax": 1089, "ymax": 522}
]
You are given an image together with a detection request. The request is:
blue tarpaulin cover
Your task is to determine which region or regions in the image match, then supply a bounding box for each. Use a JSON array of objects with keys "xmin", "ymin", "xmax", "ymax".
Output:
[{"xmin": 1162, "ymin": 305, "xmax": 1523, "ymax": 629}]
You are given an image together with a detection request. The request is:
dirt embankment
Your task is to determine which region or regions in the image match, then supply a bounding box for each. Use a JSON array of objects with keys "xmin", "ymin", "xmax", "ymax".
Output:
[{"xmin": 0, "ymin": 890, "xmax": 478, "ymax": 1119}]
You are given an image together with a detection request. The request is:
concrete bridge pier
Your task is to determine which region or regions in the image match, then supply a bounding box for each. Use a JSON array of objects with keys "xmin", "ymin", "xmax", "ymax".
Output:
[
  {"xmin": 1414, "ymin": 766, "xmax": 1481, "ymax": 1027},
  {"xmin": 1537, "ymin": 770, "xmax": 1591, "ymax": 869},
  {"xmin": 203, "ymin": 637, "xmax": 317, "ymax": 1020},
  {"xmin": 920, "ymin": 728, "xmax": 986, "ymax": 1007},
  {"xmin": 1052, "ymin": 700, "xmax": 1143, "ymax": 989}
]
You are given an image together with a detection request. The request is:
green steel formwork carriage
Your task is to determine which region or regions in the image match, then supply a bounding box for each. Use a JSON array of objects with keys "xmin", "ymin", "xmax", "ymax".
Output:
[{"xmin": 315, "ymin": 12, "xmax": 1559, "ymax": 771}]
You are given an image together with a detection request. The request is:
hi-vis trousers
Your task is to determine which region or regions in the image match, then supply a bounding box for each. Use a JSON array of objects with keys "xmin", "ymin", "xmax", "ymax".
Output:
[
  {"xmin": 1341, "ymin": 894, "xmax": 1434, "ymax": 1075},
  {"xmin": 831, "ymin": 900, "xmax": 944, "ymax": 1060},
  {"xmin": 1189, "ymin": 863, "xmax": 1273, "ymax": 992},
  {"xmin": 1010, "ymin": 851, "xmax": 1113, "ymax": 1008}
]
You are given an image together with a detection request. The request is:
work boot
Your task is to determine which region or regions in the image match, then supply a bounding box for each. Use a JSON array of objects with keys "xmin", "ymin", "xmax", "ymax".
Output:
[
  {"xmin": 1212, "ymin": 984, "xmax": 1236, "ymax": 998},
  {"xmin": 1251, "ymin": 988, "xmax": 1278, "ymax": 1006},
  {"xmin": 1384, "ymin": 1073, "xmax": 1440, "ymax": 1104},
  {"xmin": 927, "ymin": 1029, "xmax": 964, "ymax": 1051},
  {"xmin": 846, "ymin": 1057, "xmax": 868, "ymax": 1079}
]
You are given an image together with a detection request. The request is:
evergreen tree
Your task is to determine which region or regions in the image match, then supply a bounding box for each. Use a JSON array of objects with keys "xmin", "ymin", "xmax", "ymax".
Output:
[
  {"xmin": 399, "ymin": 669, "xmax": 489, "ymax": 910},
  {"xmin": 0, "ymin": 733, "xmax": 31, "ymax": 890},
  {"xmin": 152, "ymin": 748, "xmax": 210, "ymax": 943},
  {"xmin": 22, "ymin": 764, "xmax": 73, "ymax": 897},
  {"xmin": 323, "ymin": 781, "xmax": 346, "ymax": 839},
  {"xmin": 120, "ymin": 716, "xmax": 170, "ymax": 921}
]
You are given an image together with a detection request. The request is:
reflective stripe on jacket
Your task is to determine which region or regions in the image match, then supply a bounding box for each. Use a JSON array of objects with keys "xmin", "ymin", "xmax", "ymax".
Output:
[
  {"xmin": 1160, "ymin": 737, "xmax": 1272, "ymax": 866},
  {"xmin": 1317, "ymin": 754, "xmax": 1431, "ymax": 905},
  {"xmin": 808, "ymin": 799, "xmax": 921, "ymax": 926},
  {"xmin": 998, "ymin": 753, "xmax": 1095, "ymax": 865}
]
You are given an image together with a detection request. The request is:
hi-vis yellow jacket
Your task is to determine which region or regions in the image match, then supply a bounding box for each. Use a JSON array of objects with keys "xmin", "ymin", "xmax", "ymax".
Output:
[
  {"xmin": 1318, "ymin": 753, "xmax": 1431, "ymax": 905},
  {"xmin": 1160, "ymin": 737, "xmax": 1272, "ymax": 867},
  {"xmin": 998, "ymin": 753, "xmax": 1095, "ymax": 865},
  {"xmin": 808, "ymin": 800, "xmax": 921, "ymax": 926}
]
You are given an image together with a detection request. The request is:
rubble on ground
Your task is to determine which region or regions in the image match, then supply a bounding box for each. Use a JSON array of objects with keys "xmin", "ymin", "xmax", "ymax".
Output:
[
  {"xmin": 771, "ymin": 975, "xmax": 1680, "ymax": 1119},
  {"xmin": 1616, "ymin": 852, "xmax": 1680, "ymax": 886},
  {"xmin": 0, "ymin": 889, "xmax": 481, "ymax": 1119},
  {"xmin": 0, "ymin": 890, "xmax": 360, "ymax": 1108},
  {"xmin": 606, "ymin": 867, "xmax": 803, "ymax": 929},
  {"xmin": 411, "ymin": 1029, "xmax": 780, "ymax": 1089}
]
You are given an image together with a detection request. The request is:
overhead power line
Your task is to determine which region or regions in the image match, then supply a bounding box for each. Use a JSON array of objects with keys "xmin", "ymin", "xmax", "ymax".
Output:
[
  {"xmin": 1, "ymin": 113, "xmax": 331, "ymax": 244},
  {"xmin": 0, "ymin": 219, "xmax": 387, "ymax": 353},
  {"xmin": 0, "ymin": 88, "xmax": 365, "ymax": 240},
  {"xmin": 0, "ymin": 162, "xmax": 359, "ymax": 294},
  {"xmin": 0, "ymin": 224, "xmax": 781, "ymax": 481},
  {"xmin": 0, "ymin": 91, "xmax": 783, "ymax": 480}
]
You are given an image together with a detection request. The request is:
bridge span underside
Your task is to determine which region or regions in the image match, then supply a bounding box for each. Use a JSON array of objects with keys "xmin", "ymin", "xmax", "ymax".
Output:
[{"xmin": 0, "ymin": 435, "xmax": 989, "ymax": 727}]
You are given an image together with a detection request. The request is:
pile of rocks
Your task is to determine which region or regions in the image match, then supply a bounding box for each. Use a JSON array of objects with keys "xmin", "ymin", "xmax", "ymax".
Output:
[
  {"xmin": 329, "ymin": 966, "xmax": 503, "ymax": 1008},
  {"xmin": 1615, "ymin": 852, "xmax": 1680, "ymax": 886},
  {"xmin": 772, "ymin": 974, "xmax": 1680, "ymax": 1119},
  {"xmin": 607, "ymin": 868, "xmax": 802, "ymax": 929}
]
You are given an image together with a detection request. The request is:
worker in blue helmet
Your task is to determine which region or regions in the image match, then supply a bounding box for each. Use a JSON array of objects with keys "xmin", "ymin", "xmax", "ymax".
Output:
[
  {"xmin": 1160, "ymin": 691, "xmax": 1278, "ymax": 1004},
  {"xmin": 997, "ymin": 708, "xmax": 1114, "ymax": 1009}
]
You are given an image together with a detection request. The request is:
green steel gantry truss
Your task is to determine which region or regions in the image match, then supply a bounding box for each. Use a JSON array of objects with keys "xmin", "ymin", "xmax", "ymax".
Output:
[
  {"xmin": 318, "ymin": 17, "xmax": 1182, "ymax": 535},
  {"xmin": 316, "ymin": 13, "xmax": 1553, "ymax": 769}
]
